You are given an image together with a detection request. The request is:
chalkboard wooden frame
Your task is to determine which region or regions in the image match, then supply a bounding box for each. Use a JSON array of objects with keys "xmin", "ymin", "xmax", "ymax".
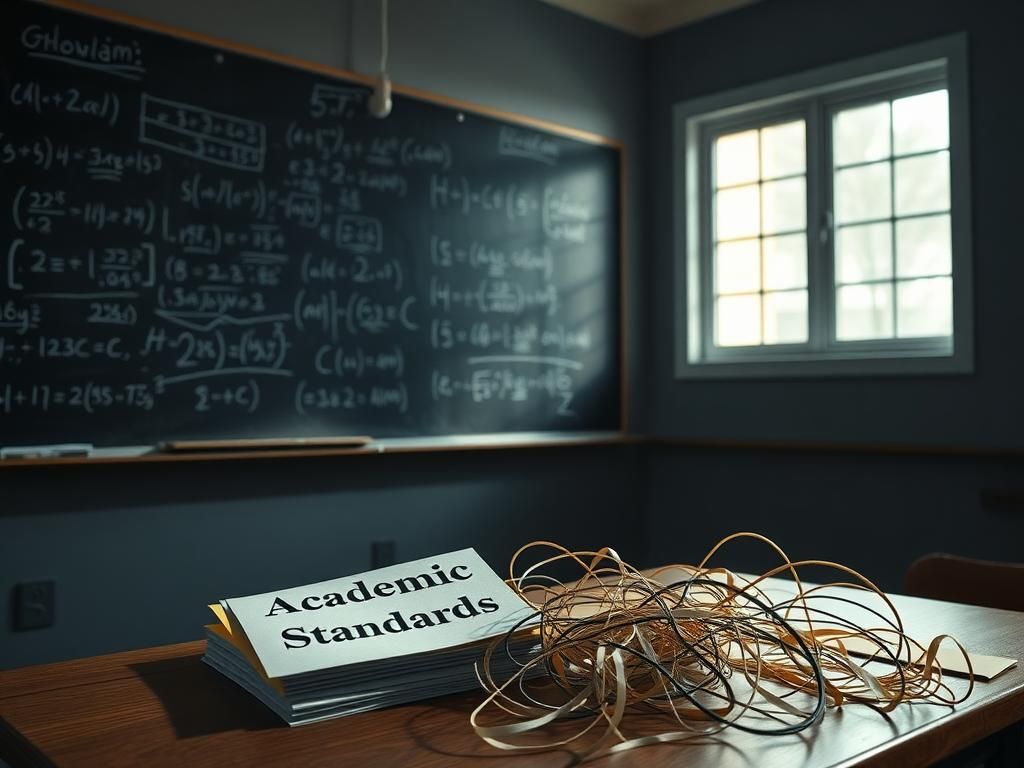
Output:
[{"xmin": 0, "ymin": 0, "xmax": 628, "ymax": 463}]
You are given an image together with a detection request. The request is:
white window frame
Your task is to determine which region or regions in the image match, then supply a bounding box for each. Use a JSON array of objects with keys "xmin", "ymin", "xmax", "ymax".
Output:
[{"xmin": 674, "ymin": 34, "xmax": 972, "ymax": 379}]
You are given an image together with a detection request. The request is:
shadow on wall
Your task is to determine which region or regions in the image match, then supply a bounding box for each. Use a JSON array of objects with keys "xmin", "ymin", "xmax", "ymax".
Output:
[
  {"xmin": 0, "ymin": 445, "xmax": 647, "ymax": 669},
  {"xmin": 1, "ymin": 450, "xmax": 520, "ymax": 517},
  {"xmin": 644, "ymin": 445, "xmax": 1024, "ymax": 593}
]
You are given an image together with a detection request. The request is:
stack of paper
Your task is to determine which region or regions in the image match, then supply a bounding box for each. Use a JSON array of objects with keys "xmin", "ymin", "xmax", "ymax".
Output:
[{"xmin": 203, "ymin": 549, "xmax": 538, "ymax": 725}]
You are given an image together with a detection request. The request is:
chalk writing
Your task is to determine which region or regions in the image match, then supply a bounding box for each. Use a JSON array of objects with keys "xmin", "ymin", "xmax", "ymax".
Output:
[
  {"xmin": 498, "ymin": 127, "xmax": 559, "ymax": 165},
  {"xmin": 139, "ymin": 93, "xmax": 266, "ymax": 172},
  {"xmin": 20, "ymin": 24, "xmax": 145, "ymax": 80},
  {"xmin": 0, "ymin": 0, "xmax": 619, "ymax": 445}
]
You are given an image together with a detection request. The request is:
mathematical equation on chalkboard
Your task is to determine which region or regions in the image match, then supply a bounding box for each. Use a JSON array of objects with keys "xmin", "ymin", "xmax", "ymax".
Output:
[{"xmin": 0, "ymin": 1, "xmax": 621, "ymax": 446}]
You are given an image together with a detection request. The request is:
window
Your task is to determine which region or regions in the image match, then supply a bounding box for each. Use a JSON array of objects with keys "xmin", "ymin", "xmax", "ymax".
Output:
[{"xmin": 675, "ymin": 35, "xmax": 972, "ymax": 378}]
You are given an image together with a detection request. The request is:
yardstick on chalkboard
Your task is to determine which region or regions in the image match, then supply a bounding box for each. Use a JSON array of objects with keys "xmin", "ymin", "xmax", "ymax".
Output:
[{"xmin": 159, "ymin": 436, "xmax": 372, "ymax": 452}]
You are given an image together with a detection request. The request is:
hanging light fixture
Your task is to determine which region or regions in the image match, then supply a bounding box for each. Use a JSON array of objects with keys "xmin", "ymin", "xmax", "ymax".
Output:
[{"xmin": 368, "ymin": 0, "xmax": 392, "ymax": 118}]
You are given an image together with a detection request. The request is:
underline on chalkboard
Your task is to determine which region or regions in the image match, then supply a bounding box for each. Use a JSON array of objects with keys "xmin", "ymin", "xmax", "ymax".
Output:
[
  {"xmin": 28, "ymin": 291, "xmax": 139, "ymax": 300},
  {"xmin": 27, "ymin": 52, "xmax": 145, "ymax": 80},
  {"xmin": 240, "ymin": 252, "xmax": 289, "ymax": 263},
  {"xmin": 154, "ymin": 310, "xmax": 290, "ymax": 332},
  {"xmin": 497, "ymin": 147, "xmax": 558, "ymax": 166},
  {"xmin": 155, "ymin": 367, "xmax": 294, "ymax": 386},
  {"xmin": 138, "ymin": 136, "xmax": 264, "ymax": 174},
  {"xmin": 141, "ymin": 117, "xmax": 261, "ymax": 152},
  {"xmin": 466, "ymin": 355, "xmax": 584, "ymax": 370}
]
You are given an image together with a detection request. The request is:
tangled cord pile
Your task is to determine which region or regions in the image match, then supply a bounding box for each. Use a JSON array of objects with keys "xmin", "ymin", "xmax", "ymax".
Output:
[{"xmin": 471, "ymin": 533, "xmax": 974, "ymax": 759}]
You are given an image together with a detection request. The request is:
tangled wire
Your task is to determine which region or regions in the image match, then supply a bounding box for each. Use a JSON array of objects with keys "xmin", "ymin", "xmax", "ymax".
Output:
[{"xmin": 471, "ymin": 533, "xmax": 973, "ymax": 759}]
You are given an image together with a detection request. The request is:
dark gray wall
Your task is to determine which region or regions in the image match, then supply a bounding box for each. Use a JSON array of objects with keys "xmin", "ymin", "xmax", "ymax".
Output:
[
  {"xmin": 0, "ymin": 0, "xmax": 647, "ymax": 669},
  {"xmin": 7, "ymin": 0, "xmax": 1021, "ymax": 673},
  {"xmin": 647, "ymin": 445, "xmax": 1024, "ymax": 592},
  {"xmin": 643, "ymin": 0, "xmax": 1024, "ymax": 586},
  {"xmin": 645, "ymin": 0, "xmax": 1024, "ymax": 448},
  {"xmin": 2, "ymin": 447, "xmax": 645, "ymax": 667}
]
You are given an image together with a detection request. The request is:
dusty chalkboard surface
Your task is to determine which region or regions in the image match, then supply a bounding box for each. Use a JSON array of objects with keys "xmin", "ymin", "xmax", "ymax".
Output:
[{"xmin": 0, "ymin": 0, "xmax": 622, "ymax": 449}]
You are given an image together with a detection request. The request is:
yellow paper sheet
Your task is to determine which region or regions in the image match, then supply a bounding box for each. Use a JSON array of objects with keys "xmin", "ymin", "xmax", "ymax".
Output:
[
  {"xmin": 832, "ymin": 634, "xmax": 1016, "ymax": 681},
  {"xmin": 206, "ymin": 603, "xmax": 284, "ymax": 694}
]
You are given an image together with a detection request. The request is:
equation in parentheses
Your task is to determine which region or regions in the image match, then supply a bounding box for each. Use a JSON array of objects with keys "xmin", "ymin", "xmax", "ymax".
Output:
[{"xmin": 7, "ymin": 239, "xmax": 25, "ymax": 290}]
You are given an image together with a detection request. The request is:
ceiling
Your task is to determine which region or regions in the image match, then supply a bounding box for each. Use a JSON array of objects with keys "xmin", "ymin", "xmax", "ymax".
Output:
[{"xmin": 539, "ymin": 0, "xmax": 761, "ymax": 37}]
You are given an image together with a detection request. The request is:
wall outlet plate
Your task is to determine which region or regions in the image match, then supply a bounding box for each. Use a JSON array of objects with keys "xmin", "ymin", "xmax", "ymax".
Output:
[
  {"xmin": 371, "ymin": 541, "xmax": 396, "ymax": 569},
  {"xmin": 14, "ymin": 581, "xmax": 55, "ymax": 631}
]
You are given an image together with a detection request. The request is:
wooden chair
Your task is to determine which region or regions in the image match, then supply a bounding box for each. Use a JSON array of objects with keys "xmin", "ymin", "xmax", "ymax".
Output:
[
  {"xmin": 907, "ymin": 554, "xmax": 1024, "ymax": 768},
  {"xmin": 904, "ymin": 553, "xmax": 1024, "ymax": 613}
]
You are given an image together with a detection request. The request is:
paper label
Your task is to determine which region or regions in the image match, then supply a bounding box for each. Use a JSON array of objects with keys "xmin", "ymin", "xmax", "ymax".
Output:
[{"xmin": 225, "ymin": 548, "xmax": 535, "ymax": 679}]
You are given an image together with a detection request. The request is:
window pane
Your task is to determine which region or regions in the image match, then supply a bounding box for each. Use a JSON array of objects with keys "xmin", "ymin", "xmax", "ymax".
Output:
[
  {"xmin": 893, "ymin": 90, "xmax": 949, "ymax": 155},
  {"xmin": 716, "ymin": 239, "xmax": 760, "ymax": 294},
  {"xmin": 763, "ymin": 234, "xmax": 807, "ymax": 290},
  {"xmin": 835, "ymin": 162, "xmax": 891, "ymax": 224},
  {"xmin": 834, "ymin": 102, "xmax": 890, "ymax": 166},
  {"xmin": 895, "ymin": 151, "xmax": 949, "ymax": 216},
  {"xmin": 716, "ymin": 184, "xmax": 760, "ymax": 240},
  {"xmin": 764, "ymin": 290, "xmax": 808, "ymax": 344},
  {"xmin": 897, "ymin": 277, "xmax": 952, "ymax": 337},
  {"xmin": 837, "ymin": 283, "xmax": 893, "ymax": 340},
  {"xmin": 836, "ymin": 222, "xmax": 892, "ymax": 283},
  {"xmin": 716, "ymin": 294, "xmax": 761, "ymax": 346},
  {"xmin": 762, "ymin": 177, "xmax": 806, "ymax": 234},
  {"xmin": 715, "ymin": 130, "xmax": 759, "ymax": 188},
  {"xmin": 896, "ymin": 214, "xmax": 952, "ymax": 278},
  {"xmin": 761, "ymin": 120, "xmax": 805, "ymax": 179}
]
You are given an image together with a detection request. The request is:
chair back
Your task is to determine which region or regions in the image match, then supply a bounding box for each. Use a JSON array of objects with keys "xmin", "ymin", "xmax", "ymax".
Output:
[{"xmin": 904, "ymin": 553, "xmax": 1024, "ymax": 613}]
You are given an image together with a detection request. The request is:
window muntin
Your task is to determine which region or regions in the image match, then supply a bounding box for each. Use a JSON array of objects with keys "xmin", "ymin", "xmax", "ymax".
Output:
[
  {"xmin": 831, "ymin": 89, "xmax": 952, "ymax": 342},
  {"xmin": 712, "ymin": 119, "xmax": 809, "ymax": 347}
]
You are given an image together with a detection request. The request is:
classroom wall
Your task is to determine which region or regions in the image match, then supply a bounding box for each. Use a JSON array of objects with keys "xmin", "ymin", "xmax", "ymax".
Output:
[
  {"xmin": 643, "ymin": 0, "xmax": 1024, "ymax": 584},
  {"xmin": 646, "ymin": 445, "xmax": 1024, "ymax": 591},
  {"xmin": 7, "ymin": 0, "xmax": 1020, "ymax": 672},
  {"xmin": 0, "ymin": 0, "xmax": 648, "ymax": 669}
]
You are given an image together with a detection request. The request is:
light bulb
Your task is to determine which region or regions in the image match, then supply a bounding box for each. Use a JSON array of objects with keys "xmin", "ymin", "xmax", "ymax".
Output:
[{"xmin": 369, "ymin": 74, "xmax": 392, "ymax": 118}]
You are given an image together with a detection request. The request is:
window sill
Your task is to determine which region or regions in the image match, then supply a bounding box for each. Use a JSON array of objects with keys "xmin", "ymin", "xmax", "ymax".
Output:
[{"xmin": 676, "ymin": 348, "xmax": 972, "ymax": 379}]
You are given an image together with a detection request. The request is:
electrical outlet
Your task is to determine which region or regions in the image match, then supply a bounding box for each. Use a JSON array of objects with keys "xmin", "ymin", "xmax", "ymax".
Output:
[
  {"xmin": 371, "ymin": 540, "xmax": 396, "ymax": 568},
  {"xmin": 14, "ymin": 581, "xmax": 55, "ymax": 631}
]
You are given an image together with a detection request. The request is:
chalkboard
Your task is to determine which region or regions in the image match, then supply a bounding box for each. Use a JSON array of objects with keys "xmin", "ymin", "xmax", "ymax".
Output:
[{"xmin": 0, "ymin": 0, "xmax": 623, "ymax": 449}]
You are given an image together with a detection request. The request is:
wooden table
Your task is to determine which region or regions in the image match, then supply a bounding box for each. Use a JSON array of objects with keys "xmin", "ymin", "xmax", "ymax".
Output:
[{"xmin": 2, "ymin": 591, "xmax": 1023, "ymax": 767}]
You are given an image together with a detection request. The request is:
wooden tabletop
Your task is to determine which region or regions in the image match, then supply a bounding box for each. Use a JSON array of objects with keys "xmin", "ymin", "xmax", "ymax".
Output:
[{"xmin": 2, "ymin": 591, "xmax": 1023, "ymax": 768}]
